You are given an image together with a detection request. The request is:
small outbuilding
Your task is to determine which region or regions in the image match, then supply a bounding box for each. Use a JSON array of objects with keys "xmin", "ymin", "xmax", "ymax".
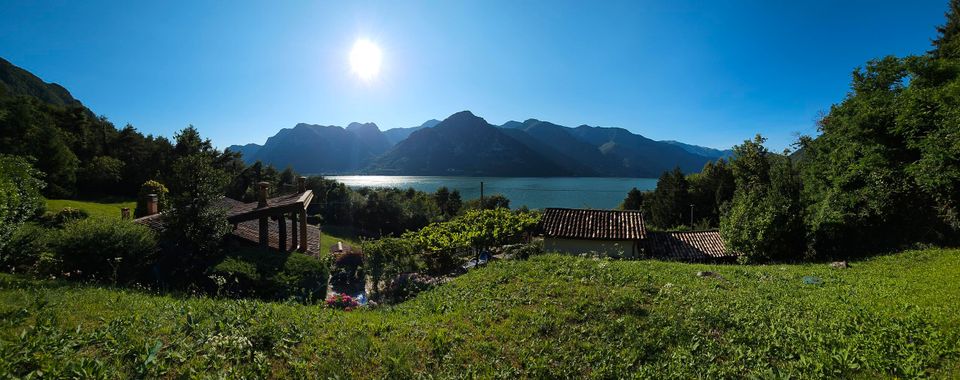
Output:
[
  {"xmin": 539, "ymin": 207, "xmax": 739, "ymax": 261},
  {"xmin": 540, "ymin": 208, "xmax": 646, "ymax": 258}
]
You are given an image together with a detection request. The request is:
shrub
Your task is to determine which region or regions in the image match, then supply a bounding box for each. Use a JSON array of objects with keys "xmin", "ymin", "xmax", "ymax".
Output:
[
  {"xmin": 209, "ymin": 256, "xmax": 262, "ymax": 297},
  {"xmin": 384, "ymin": 273, "xmax": 437, "ymax": 303},
  {"xmin": 0, "ymin": 224, "xmax": 53, "ymax": 274},
  {"xmin": 331, "ymin": 252, "xmax": 364, "ymax": 288},
  {"xmin": 0, "ymin": 155, "xmax": 45, "ymax": 254},
  {"xmin": 134, "ymin": 180, "xmax": 170, "ymax": 217},
  {"xmin": 54, "ymin": 218, "xmax": 157, "ymax": 283},
  {"xmin": 209, "ymin": 247, "xmax": 330, "ymax": 303},
  {"xmin": 363, "ymin": 238, "xmax": 422, "ymax": 300},
  {"xmin": 504, "ymin": 240, "xmax": 544, "ymax": 260},
  {"xmin": 274, "ymin": 253, "xmax": 329, "ymax": 303},
  {"xmin": 39, "ymin": 207, "xmax": 89, "ymax": 228}
]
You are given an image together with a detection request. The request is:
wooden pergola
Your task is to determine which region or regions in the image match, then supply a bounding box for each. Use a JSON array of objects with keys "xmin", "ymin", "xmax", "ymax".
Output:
[{"xmin": 226, "ymin": 177, "xmax": 314, "ymax": 253}]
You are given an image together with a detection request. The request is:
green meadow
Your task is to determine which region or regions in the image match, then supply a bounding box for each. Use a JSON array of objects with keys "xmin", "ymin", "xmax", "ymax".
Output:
[
  {"xmin": 44, "ymin": 199, "xmax": 136, "ymax": 220},
  {"xmin": 1, "ymin": 248, "xmax": 958, "ymax": 378}
]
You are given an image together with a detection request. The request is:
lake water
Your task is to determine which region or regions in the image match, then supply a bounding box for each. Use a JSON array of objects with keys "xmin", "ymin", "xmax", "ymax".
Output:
[{"xmin": 327, "ymin": 176, "xmax": 658, "ymax": 210}]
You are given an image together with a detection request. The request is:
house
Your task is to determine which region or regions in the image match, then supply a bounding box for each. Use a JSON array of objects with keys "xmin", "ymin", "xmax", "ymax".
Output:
[
  {"xmin": 539, "ymin": 207, "xmax": 738, "ymax": 261},
  {"xmin": 134, "ymin": 177, "xmax": 321, "ymax": 256}
]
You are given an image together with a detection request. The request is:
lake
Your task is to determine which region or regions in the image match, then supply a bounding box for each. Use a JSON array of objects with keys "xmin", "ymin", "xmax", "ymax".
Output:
[{"xmin": 326, "ymin": 176, "xmax": 658, "ymax": 210}]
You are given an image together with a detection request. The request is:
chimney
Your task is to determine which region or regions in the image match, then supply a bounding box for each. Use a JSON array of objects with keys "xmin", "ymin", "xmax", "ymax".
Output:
[
  {"xmin": 121, "ymin": 207, "xmax": 131, "ymax": 220},
  {"xmin": 258, "ymin": 182, "xmax": 270, "ymax": 208},
  {"xmin": 297, "ymin": 176, "xmax": 307, "ymax": 193},
  {"xmin": 146, "ymin": 194, "xmax": 158, "ymax": 216}
]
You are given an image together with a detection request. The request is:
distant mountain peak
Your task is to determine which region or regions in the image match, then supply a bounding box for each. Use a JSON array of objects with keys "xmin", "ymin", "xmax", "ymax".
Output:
[
  {"xmin": 446, "ymin": 110, "xmax": 480, "ymax": 121},
  {"xmin": 437, "ymin": 110, "xmax": 490, "ymax": 130},
  {"xmin": 418, "ymin": 119, "xmax": 441, "ymax": 128},
  {"xmin": 346, "ymin": 122, "xmax": 380, "ymax": 132}
]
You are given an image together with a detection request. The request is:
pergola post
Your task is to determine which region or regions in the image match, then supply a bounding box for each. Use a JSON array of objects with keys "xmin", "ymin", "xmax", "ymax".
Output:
[
  {"xmin": 290, "ymin": 211, "xmax": 299, "ymax": 251},
  {"xmin": 258, "ymin": 182, "xmax": 269, "ymax": 246},
  {"xmin": 278, "ymin": 214, "xmax": 287, "ymax": 252},
  {"xmin": 299, "ymin": 207, "xmax": 308, "ymax": 252}
]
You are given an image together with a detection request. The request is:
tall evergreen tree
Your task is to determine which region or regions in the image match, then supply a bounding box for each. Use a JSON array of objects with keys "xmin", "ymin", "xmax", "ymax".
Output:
[{"xmin": 648, "ymin": 167, "xmax": 690, "ymax": 228}]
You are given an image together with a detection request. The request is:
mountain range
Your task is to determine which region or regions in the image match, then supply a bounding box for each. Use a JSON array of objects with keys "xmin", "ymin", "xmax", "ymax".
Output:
[
  {"xmin": 228, "ymin": 111, "xmax": 733, "ymax": 177},
  {"xmin": 0, "ymin": 57, "xmax": 82, "ymax": 107}
]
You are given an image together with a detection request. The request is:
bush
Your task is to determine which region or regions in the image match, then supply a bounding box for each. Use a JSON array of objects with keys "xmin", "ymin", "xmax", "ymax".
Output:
[
  {"xmin": 363, "ymin": 238, "xmax": 422, "ymax": 300},
  {"xmin": 209, "ymin": 256, "xmax": 262, "ymax": 297},
  {"xmin": 331, "ymin": 252, "xmax": 364, "ymax": 288},
  {"xmin": 134, "ymin": 180, "xmax": 170, "ymax": 217},
  {"xmin": 54, "ymin": 218, "xmax": 157, "ymax": 283},
  {"xmin": 384, "ymin": 273, "xmax": 437, "ymax": 303},
  {"xmin": 274, "ymin": 253, "xmax": 329, "ymax": 302},
  {"xmin": 0, "ymin": 155, "xmax": 46, "ymax": 254},
  {"xmin": 504, "ymin": 240, "xmax": 544, "ymax": 260},
  {"xmin": 0, "ymin": 224, "xmax": 54, "ymax": 274},
  {"xmin": 209, "ymin": 247, "xmax": 329, "ymax": 303},
  {"xmin": 39, "ymin": 207, "xmax": 89, "ymax": 228}
]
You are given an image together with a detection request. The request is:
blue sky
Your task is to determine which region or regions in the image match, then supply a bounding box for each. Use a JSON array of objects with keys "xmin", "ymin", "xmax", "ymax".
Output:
[{"xmin": 0, "ymin": 1, "xmax": 947, "ymax": 151}]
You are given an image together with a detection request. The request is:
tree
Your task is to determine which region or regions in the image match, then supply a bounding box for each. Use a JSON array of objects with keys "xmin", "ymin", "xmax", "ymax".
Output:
[
  {"xmin": 0, "ymin": 155, "xmax": 45, "ymax": 255},
  {"xmin": 721, "ymin": 137, "xmax": 806, "ymax": 262},
  {"xmin": 932, "ymin": 0, "xmax": 960, "ymax": 59},
  {"xmin": 619, "ymin": 187, "xmax": 645, "ymax": 211},
  {"xmin": 648, "ymin": 167, "xmax": 689, "ymax": 228},
  {"xmin": 730, "ymin": 135, "xmax": 770, "ymax": 191},
  {"xmin": 279, "ymin": 166, "xmax": 297, "ymax": 187},
  {"xmin": 797, "ymin": 51, "xmax": 956, "ymax": 257},
  {"xmin": 688, "ymin": 159, "xmax": 735, "ymax": 227},
  {"xmin": 173, "ymin": 125, "xmax": 214, "ymax": 158},
  {"xmin": 447, "ymin": 190, "xmax": 463, "ymax": 216},
  {"xmin": 78, "ymin": 155, "xmax": 124, "ymax": 195},
  {"xmin": 162, "ymin": 154, "xmax": 230, "ymax": 279},
  {"xmin": 463, "ymin": 194, "xmax": 511, "ymax": 211}
]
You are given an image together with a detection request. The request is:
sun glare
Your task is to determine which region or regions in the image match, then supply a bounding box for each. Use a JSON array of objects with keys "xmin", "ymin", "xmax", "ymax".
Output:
[{"xmin": 349, "ymin": 38, "xmax": 382, "ymax": 82}]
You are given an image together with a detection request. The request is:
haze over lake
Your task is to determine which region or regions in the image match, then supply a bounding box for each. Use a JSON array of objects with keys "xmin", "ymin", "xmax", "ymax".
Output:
[{"xmin": 327, "ymin": 176, "xmax": 658, "ymax": 209}]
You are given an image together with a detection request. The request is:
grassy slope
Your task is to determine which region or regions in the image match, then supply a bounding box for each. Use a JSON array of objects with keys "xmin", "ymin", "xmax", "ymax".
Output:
[
  {"xmin": 319, "ymin": 225, "xmax": 360, "ymax": 253},
  {"xmin": 0, "ymin": 249, "xmax": 958, "ymax": 378},
  {"xmin": 45, "ymin": 199, "xmax": 136, "ymax": 219}
]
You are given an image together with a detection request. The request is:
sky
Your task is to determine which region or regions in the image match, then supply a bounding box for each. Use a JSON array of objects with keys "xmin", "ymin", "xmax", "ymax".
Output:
[{"xmin": 0, "ymin": 1, "xmax": 948, "ymax": 151}]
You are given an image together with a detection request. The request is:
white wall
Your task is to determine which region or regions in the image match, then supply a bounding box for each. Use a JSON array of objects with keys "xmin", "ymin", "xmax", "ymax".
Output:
[{"xmin": 544, "ymin": 238, "xmax": 638, "ymax": 259}]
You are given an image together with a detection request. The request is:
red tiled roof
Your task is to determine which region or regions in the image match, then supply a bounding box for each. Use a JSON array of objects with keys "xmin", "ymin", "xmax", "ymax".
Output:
[
  {"xmin": 541, "ymin": 208, "xmax": 646, "ymax": 240},
  {"xmin": 643, "ymin": 230, "xmax": 738, "ymax": 261}
]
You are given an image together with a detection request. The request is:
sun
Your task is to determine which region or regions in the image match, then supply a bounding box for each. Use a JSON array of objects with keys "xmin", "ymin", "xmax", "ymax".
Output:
[{"xmin": 349, "ymin": 38, "xmax": 382, "ymax": 82}]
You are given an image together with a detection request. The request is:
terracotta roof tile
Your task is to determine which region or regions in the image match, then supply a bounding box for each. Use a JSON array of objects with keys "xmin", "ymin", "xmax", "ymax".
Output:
[
  {"xmin": 643, "ymin": 230, "xmax": 738, "ymax": 261},
  {"xmin": 541, "ymin": 208, "xmax": 646, "ymax": 240}
]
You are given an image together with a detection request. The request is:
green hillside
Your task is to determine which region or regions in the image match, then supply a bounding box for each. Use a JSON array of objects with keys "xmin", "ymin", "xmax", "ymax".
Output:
[{"xmin": 1, "ymin": 249, "xmax": 958, "ymax": 378}]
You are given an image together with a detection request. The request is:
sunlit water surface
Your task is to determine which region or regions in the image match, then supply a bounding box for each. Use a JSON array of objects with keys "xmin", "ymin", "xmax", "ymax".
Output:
[{"xmin": 325, "ymin": 176, "xmax": 658, "ymax": 209}]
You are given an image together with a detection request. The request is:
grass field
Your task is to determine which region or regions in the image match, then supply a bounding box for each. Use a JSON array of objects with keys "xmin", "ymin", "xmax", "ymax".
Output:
[
  {"xmin": 45, "ymin": 198, "xmax": 136, "ymax": 219},
  {"xmin": 0, "ymin": 249, "xmax": 958, "ymax": 378},
  {"xmin": 319, "ymin": 225, "xmax": 360, "ymax": 253}
]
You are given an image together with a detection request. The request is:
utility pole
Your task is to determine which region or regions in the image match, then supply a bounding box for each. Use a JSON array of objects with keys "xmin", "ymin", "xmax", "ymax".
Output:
[{"xmin": 480, "ymin": 181, "xmax": 485, "ymax": 209}]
